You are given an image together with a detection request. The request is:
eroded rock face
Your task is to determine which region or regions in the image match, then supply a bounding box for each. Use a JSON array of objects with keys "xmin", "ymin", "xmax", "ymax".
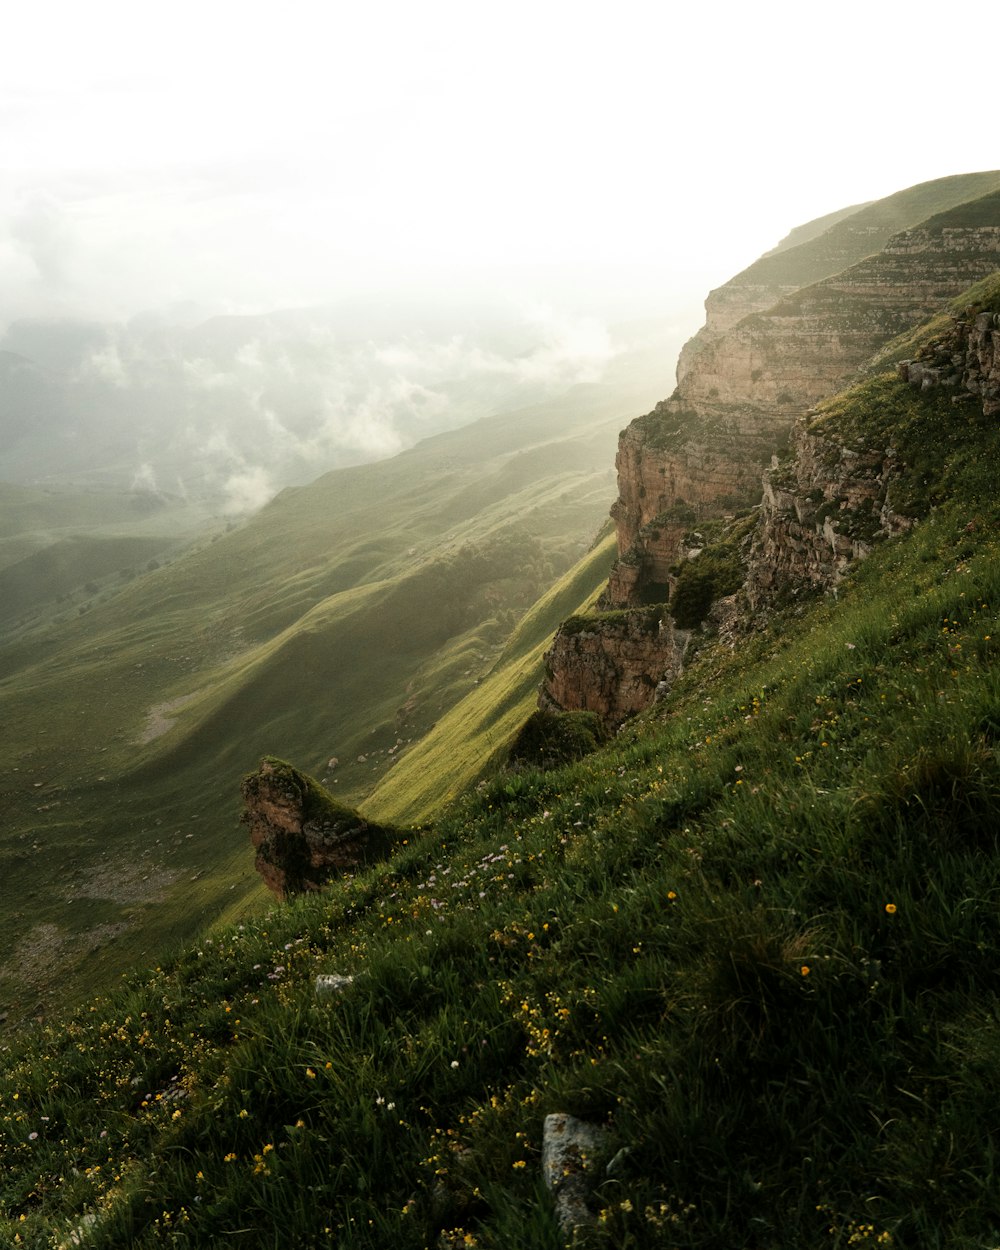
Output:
[
  {"xmin": 899, "ymin": 307, "xmax": 1000, "ymax": 416},
  {"xmin": 241, "ymin": 757, "xmax": 396, "ymax": 900},
  {"xmin": 608, "ymin": 220, "xmax": 1000, "ymax": 608},
  {"xmin": 540, "ymin": 609, "xmax": 689, "ymax": 725},
  {"xmin": 745, "ymin": 427, "xmax": 913, "ymax": 610}
]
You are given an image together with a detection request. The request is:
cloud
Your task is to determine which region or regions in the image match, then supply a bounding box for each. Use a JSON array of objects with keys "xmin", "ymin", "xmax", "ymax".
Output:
[
  {"xmin": 130, "ymin": 462, "xmax": 160, "ymax": 493},
  {"xmin": 2, "ymin": 301, "xmax": 630, "ymax": 509},
  {"xmin": 220, "ymin": 466, "xmax": 274, "ymax": 515},
  {"xmin": 9, "ymin": 193, "xmax": 76, "ymax": 286}
]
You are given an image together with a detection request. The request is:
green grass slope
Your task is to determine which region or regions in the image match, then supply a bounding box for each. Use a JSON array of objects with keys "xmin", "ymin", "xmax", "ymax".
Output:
[
  {"xmin": 0, "ymin": 483, "xmax": 215, "ymax": 635},
  {"xmin": 0, "ymin": 367, "xmax": 666, "ymax": 1026},
  {"xmin": 2, "ymin": 331, "xmax": 1000, "ymax": 1246},
  {"xmin": 717, "ymin": 169, "xmax": 1000, "ymax": 294},
  {"xmin": 364, "ymin": 532, "xmax": 616, "ymax": 826}
]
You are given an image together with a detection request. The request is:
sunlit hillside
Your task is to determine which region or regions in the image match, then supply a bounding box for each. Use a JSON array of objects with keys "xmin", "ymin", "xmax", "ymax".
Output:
[
  {"xmin": 0, "ymin": 356, "xmax": 668, "ymax": 1027},
  {"xmin": 2, "ymin": 276, "xmax": 999, "ymax": 1245}
]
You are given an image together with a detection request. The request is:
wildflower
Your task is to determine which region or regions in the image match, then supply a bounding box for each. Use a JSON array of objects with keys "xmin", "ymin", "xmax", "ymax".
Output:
[
  {"xmin": 223, "ymin": 1153, "xmax": 237, "ymax": 1163},
  {"xmin": 667, "ymin": 890, "xmax": 677, "ymax": 900},
  {"xmin": 885, "ymin": 903, "xmax": 897, "ymax": 914},
  {"xmin": 450, "ymin": 1060, "xmax": 460, "ymax": 1069},
  {"xmin": 512, "ymin": 1160, "xmax": 526, "ymax": 1169},
  {"xmin": 800, "ymin": 965, "xmax": 810, "ymax": 977}
]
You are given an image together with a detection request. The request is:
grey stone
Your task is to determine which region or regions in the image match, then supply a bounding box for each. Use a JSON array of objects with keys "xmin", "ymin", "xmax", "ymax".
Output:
[
  {"xmin": 315, "ymin": 973, "xmax": 354, "ymax": 998},
  {"xmin": 541, "ymin": 1112, "xmax": 609, "ymax": 1234}
]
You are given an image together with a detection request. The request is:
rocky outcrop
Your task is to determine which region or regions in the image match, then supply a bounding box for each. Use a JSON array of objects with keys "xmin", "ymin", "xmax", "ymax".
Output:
[
  {"xmin": 609, "ymin": 200, "xmax": 1000, "ymax": 609},
  {"xmin": 241, "ymin": 757, "xmax": 396, "ymax": 899},
  {"xmin": 540, "ymin": 608, "xmax": 689, "ymax": 725},
  {"xmin": 744, "ymin": 428, "xmax": 913, "ymax": 611},
  {"xmin": 898, "ymin": 305, "xmax": 1000, "ymax": 415}
]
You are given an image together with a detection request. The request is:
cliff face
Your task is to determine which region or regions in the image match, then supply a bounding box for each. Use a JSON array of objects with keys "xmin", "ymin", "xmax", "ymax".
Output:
[
  {"xmin": 542, "ymin": 180, "xmax": 1000, "ymax": 725},
  {"xmin": 605, "ymin": 416, "xmax": 772, "ymax": 608},
  {"xmin": 609, "ymin": 202, "xmax": 1000, "ymax": 608},
  {"xmin": 540, "ymin": 609, "xmax": 689, "ymax": 725}
]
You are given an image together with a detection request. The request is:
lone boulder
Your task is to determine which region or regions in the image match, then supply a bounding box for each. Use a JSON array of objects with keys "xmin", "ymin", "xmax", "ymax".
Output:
[{"xmin": 241, "ymin": 756, "xmax": 397, "ymax": 899}]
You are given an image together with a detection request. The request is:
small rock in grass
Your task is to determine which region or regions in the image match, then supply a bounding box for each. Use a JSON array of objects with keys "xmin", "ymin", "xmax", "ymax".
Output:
[
  {"xmin": 315, "ymin": 973, "xmax": 354, "ymax": 998},
  {"xmin": 542, "ymin": 1112, "xmax": 609, "ymax": 1233}
]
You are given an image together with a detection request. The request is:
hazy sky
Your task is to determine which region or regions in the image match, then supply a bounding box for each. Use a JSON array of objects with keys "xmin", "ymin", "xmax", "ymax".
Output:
[{"xmin": 2, "ymin": 0, "xmax": 998, "ymax": 328}]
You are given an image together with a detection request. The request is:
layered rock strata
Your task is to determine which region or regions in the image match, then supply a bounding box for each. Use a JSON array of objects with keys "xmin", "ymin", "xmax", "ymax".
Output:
[
  {"xmin": 747, "ymin": 286, "xmax": 1000, "ymax": 609},
  {"xmin": 609, "ymin": 204, "xmax": 1000, "ymax": 608},
  {"xmin": 676, "ymin": 172, "xmax": 1000, "ymax": 384}
]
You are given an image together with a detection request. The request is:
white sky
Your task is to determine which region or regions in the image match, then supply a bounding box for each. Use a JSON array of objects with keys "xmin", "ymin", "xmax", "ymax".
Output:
[{"xmin": 2, "ymin": 0, "xmax": 998, "ymax": 328}]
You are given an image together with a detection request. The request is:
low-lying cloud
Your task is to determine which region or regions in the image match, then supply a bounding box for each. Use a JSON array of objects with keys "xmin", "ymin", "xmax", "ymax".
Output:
[{"xmin": 0, "ymin": 301, "xmax": 627, "ymax": 512}]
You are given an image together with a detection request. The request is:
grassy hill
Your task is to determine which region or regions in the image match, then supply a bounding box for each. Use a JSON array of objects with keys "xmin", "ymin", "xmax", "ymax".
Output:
[
  {"xmin": 0, "ymin": 483, "xmax": 217, "ymax": 635},
  {"xmin": 0, "ymin": 361, "xmax": 670, "ymax": 1026},
  {"xmin": 1, "ymin": 279, "xmax": 999, "ymax": 1245},
  {"xmin": 722, "ymin": 169, "xmax": 1000, "ymax": 291}
]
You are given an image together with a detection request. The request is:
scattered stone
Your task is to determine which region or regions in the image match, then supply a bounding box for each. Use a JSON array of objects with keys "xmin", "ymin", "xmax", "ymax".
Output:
[
  {"xmin": 315, "ymin": 973, "xmax": 354, "ymax": 998},
  {"xmin": 541, "ymin": 1112, "xmax": 609, "ymax": 1235}
]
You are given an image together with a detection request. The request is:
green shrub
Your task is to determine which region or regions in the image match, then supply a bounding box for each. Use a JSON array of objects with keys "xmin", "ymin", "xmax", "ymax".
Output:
[
  {"xmin": 507, "ymin": 709, "xmax": 609, "ymax": 769},
  {"xmin": 669, "ymin": 548, "xmax": 745, "ymax": 629}
]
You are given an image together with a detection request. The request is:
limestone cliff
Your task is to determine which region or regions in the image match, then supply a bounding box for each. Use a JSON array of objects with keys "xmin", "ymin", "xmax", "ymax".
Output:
[
  {"xmin": 609, "ymin": 188, "xmax": 1000, "ymax": 609},
  {"xmin": 746, "ymin": 274, "xmax": 1000, "ymax": 609},
  {"xmin": 542, "ymin": 177, "xmax": 1000, "ymax": 725},
  {"xmin": 676, "ymin": 171, "xmax": 1000, "ymax": 383}
]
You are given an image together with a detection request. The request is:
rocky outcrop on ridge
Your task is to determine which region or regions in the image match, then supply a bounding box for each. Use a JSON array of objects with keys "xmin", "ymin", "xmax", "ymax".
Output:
[
  {"xmin": 898, "ymin": 304, "xmax": 1000, "ymax": 416},
  {"xmin": 241, "ymin": 757, "xmax": 396, "ymax": 899},
  {"xmin": 608, "ymin": 190, "xmax": 1000, "ymax": 610},
  {"xmin": 744, "ymin": 427, "xmax": 913, "ymax": 612},
  {"xmin": 540, "ymin": 608, "xmax": 690, "ymax": 725},
  {"xmin": 542, "ymin": 178, "xmax": 1000, "ymax": 725}
]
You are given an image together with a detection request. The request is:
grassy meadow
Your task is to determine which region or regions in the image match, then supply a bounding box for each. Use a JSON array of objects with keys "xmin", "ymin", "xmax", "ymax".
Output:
[
  {"xmin": 2, "ymin": 318, "xmax": 1000, "ymax": 1245},
  {"xmin": 0, "ymin": 373, "xmax": 668, "ymax": 1026}
]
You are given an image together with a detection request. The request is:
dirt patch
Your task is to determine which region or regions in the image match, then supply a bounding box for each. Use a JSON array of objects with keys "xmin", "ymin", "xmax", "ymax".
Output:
[
  {"xmin": 68, "ymin": 860, "xmax": 179, "ymax": 905},
  {"xmin": 137, "ymin": 692, "xmax": 201, "ymax": 745},
  {"xmin": 1, "ymin": 920, "xmax": 130, "ymax": 994}
]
